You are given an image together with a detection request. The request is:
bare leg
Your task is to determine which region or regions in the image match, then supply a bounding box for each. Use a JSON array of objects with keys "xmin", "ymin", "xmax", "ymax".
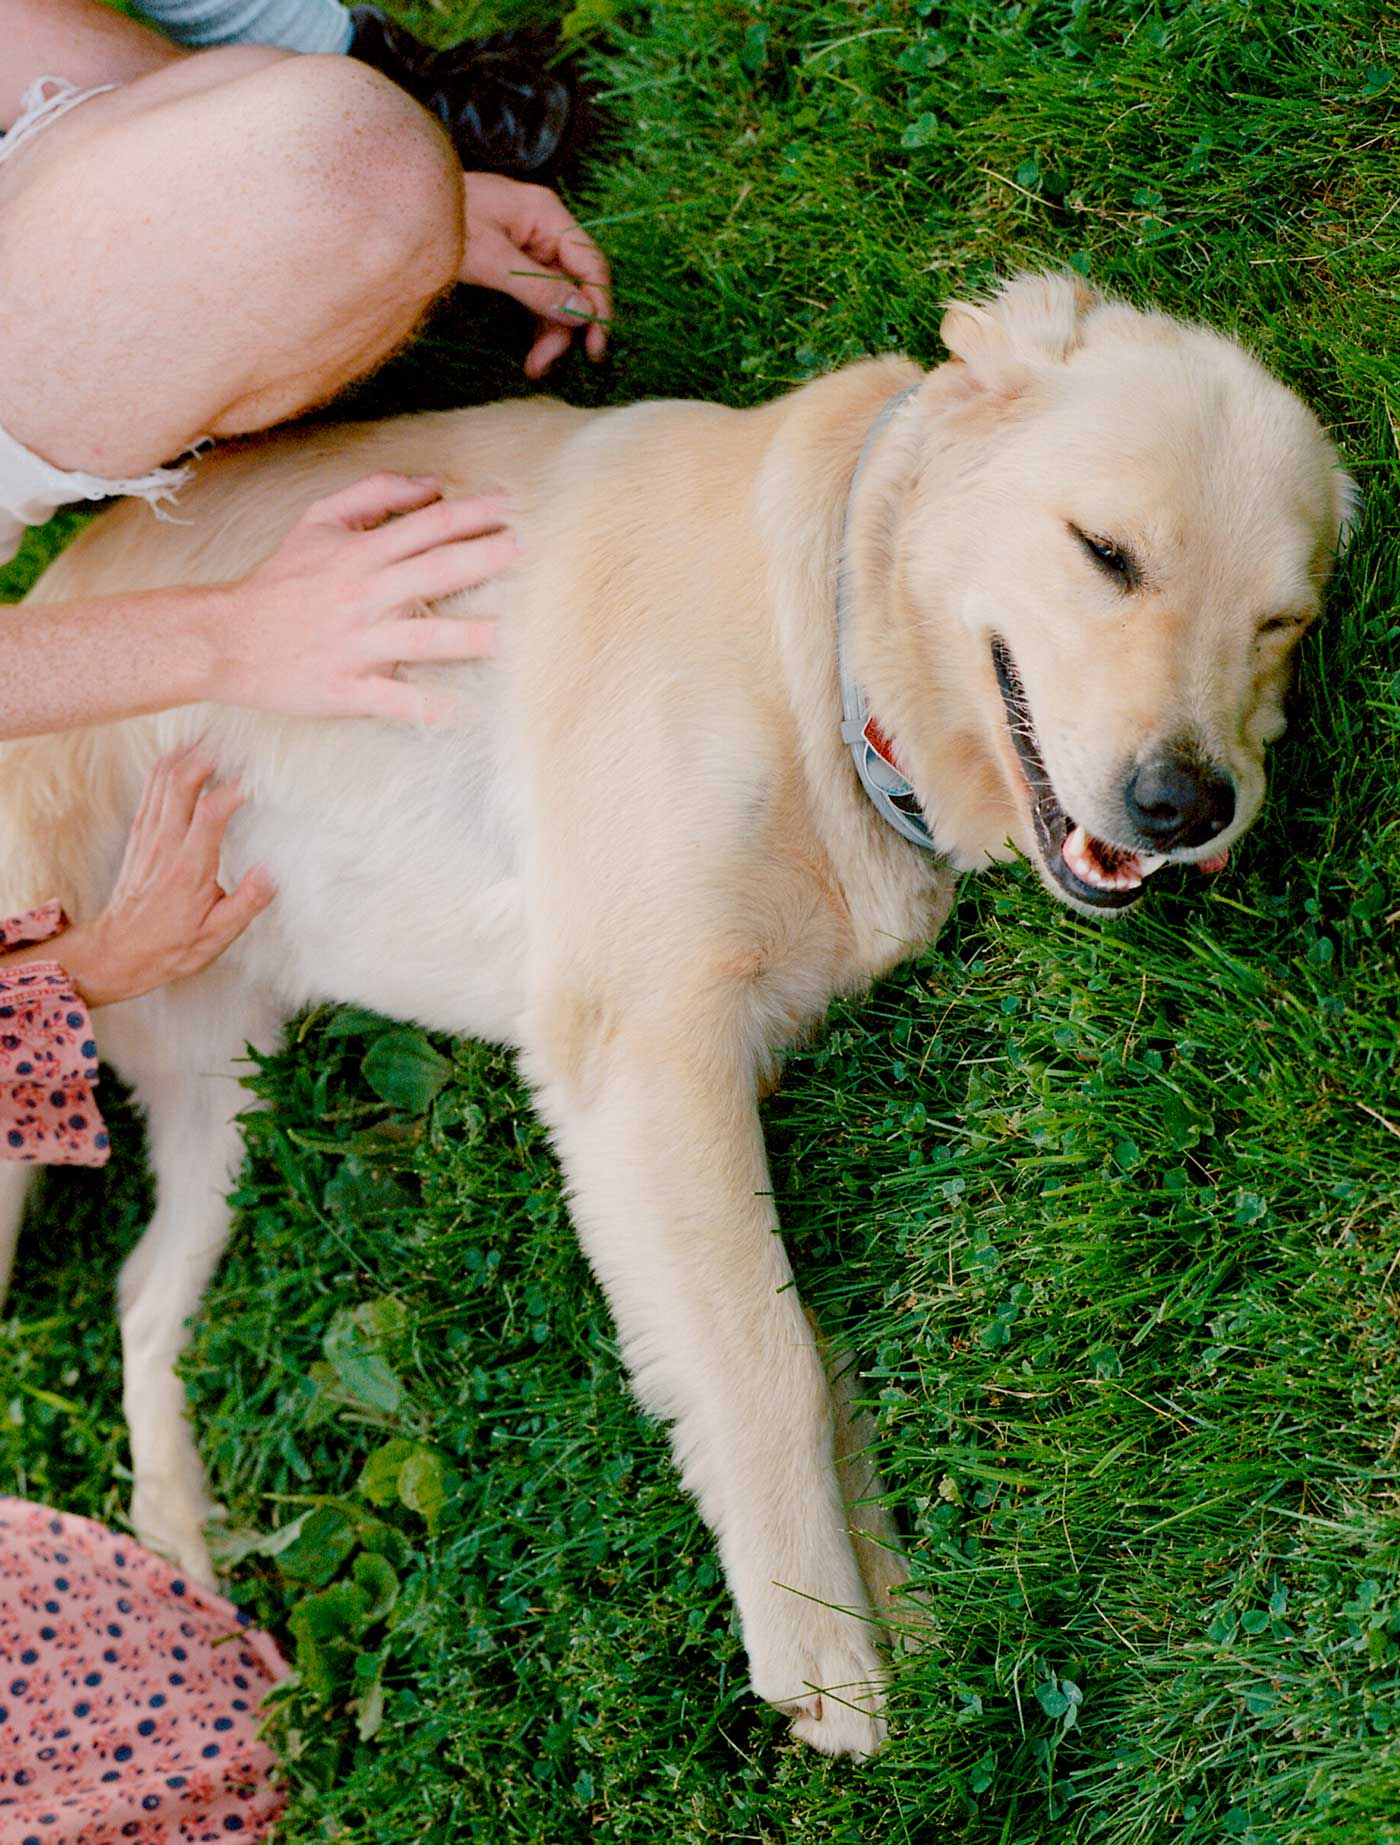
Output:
[
  {"xmin": 0, "ymin": 45, "xmax": 464, "ymax": 477},
  {"xmin": 0, "ymin": 0, "xmax": 187, "ymax": 124}
]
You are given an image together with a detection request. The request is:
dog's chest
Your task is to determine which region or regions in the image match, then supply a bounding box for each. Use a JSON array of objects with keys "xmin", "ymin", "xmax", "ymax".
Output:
[{"xmin": 231, "ymin": 676, "xmax": 533, "ymax": 1045}]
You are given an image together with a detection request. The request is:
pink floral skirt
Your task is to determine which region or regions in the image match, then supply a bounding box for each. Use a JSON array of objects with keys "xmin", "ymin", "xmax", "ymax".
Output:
[{"xmin": 0, "ymin": 1500, "xmax": 286, "ymax": 1844}]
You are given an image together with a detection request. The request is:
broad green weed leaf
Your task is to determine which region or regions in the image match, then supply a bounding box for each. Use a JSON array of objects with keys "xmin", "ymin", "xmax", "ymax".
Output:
[
  {"xmin": 358, "ymin": 1437, "xmax": 421, "ymax": 1507},
  {"xmin": 362, "ymin": 1030, "xmax": 454, "ymax": 1114},
  {"xmin": 274, "ymin": 1506, "xmax": 358, "ymax": 1586},
  {"xmin": 398, "ymin": 1448, "xmax": 454, "ymax": 1531},
  {"xmin": 323, "ymin": 1159, "xmax": 414, "ymax": 1222},
  {"xmin": 290, "ymin": 1580, "xmax": 371, "ymax": 1644},
  {"xmin": 352, "ymin": 1553, "xmax": 401, "ymax": 1624},
  {"xmin": 323, "ymin": 1304, "xmax": 405, "ymax": 1415}
]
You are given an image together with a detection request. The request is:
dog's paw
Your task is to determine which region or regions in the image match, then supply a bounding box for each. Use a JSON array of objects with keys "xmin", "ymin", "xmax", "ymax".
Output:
[
  {"xmin": 785, "ymin": 1679, "xmax": 888, "ymax": 1759},
  {"xmin": 130, "ymin": 1480, "xmax": 219, "ymax": 1587},
  {"xmin": 751, "ymin": 1617, "xmax": 890, "ymax": 1759}
]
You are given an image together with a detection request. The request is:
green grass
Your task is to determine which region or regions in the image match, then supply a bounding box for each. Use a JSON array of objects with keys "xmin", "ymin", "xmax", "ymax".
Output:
[{"xmin": 4, "ymin": 1, "xmax": 1400, "ymax": 1839}]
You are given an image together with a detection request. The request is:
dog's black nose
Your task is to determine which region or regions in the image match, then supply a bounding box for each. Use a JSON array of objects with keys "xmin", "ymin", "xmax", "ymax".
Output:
[{"xmin": 1125, "ymin": 749, "xmax": 1235, "ymax": 850}]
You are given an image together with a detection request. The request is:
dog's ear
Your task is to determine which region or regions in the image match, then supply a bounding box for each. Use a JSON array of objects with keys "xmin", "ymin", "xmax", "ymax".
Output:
[
  {"xmin": 1332, "ymin": 466, "xmax": 1361, "ymax": 554},
  {"xmin": 939, "ymin": 271, "xmax": 1102, "ymax": 397}
]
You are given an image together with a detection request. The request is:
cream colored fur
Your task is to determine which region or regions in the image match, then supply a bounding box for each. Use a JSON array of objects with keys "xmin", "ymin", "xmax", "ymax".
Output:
[{"xmin": 0, "ymin": 275, "xmax": 1351, "ymax": 1758}]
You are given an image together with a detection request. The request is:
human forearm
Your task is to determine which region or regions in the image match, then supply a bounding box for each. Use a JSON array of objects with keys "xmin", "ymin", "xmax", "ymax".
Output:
[
  {"xmin": 0, "ymin": 582, "xmax": 227, "ymax": 739},
  {"xmin": 1, "ymin": 476, "xmax": 509, "ymax": 740}
]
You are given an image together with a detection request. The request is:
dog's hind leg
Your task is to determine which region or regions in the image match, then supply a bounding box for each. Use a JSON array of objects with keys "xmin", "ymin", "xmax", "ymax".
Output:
[
  {"xmin": 0, "ymin": 1163, "xmax": 34, "ymax": 1313},
  {"xmin": 110, "ymin": 981, "xmax": 283, "ymax": 1584}
]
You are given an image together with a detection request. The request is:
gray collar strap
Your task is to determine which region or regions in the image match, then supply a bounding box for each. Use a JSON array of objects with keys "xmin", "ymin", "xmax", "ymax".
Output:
[{"xmin": 836, "ymin": 385, "xmax": 940, "ymax": 854}]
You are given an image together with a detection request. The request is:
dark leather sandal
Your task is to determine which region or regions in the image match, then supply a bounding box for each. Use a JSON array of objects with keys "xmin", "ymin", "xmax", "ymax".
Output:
[{"xmin": 348, "ymin": 10, "xmax": 577, "ymax": 181}]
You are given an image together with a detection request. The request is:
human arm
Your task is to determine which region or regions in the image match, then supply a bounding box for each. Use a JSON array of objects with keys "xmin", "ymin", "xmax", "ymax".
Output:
[{"xmin": 0, "ymin": 473, "xmax": 512, "ymax": 740}]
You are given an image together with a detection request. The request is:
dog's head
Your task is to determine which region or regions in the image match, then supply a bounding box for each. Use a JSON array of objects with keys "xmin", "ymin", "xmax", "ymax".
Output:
[{"xmin": 893, "ymin": 273, "xmax": 1354, "ymax": 915}]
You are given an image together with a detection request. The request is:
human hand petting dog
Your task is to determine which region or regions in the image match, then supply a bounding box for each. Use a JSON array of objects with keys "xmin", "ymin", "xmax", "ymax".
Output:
[
  {"xmin": 217, "ymin": 473, "xmax": 516, "ymax": 728},
  {"xmin": 41, "ymin": 747, "xmax": 273, "ymax": 1010},
  {"xmin": 459, "ymin": 172, "xmax": 611, "ymax": 378}
]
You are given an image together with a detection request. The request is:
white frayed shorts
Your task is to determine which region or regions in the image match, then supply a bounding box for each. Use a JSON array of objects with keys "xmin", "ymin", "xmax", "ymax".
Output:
[{"xmin": 0, "ymin": 78, "xmax": 194, "ymax": 565}]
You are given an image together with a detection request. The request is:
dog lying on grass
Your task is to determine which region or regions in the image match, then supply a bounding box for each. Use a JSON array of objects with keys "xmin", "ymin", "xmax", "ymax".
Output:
[{"xmin": 0, "ymin": 273, "xmax": 1351, "ymax": 1756}]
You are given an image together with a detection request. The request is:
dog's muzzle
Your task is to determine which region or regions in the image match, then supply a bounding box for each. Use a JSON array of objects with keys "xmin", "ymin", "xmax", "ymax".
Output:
[{"xmin": 991, "ymin": 636, "xmax": 1232, "ymax": 911}]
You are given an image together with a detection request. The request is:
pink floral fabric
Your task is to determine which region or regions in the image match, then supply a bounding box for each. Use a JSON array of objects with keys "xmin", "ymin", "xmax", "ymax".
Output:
[
  {"xmin": 0, "ymin": 904, "xmax": 107, "ymax": 1166},
  {"xmin": 0, "ymin": 1498, "xmax": 287, "ymax": 1843}
]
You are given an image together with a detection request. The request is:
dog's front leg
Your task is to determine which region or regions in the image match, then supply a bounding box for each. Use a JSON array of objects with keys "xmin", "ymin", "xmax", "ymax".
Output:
[
  {"xmin": 108, "ymin": 981, "xmax": 285, "ymax": 1583},
  {"xmin": 532, "ymin": 1024, "xmax": 888, "ymax": 1758}
]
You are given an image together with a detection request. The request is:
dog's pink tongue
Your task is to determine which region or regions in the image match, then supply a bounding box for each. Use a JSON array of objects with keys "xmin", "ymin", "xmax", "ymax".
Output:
[{"xmin": 1196, "ymin": 848, "xmax": 1230, "ymax": 875}]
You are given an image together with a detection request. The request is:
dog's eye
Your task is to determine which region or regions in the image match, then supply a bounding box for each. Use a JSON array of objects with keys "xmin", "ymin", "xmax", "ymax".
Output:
[
  {"xmin": 1257, "ymin": 613, "xmax": 1304, "ymax": 639},
  {"xmin": 1071, "ymin": 525, "xmax": 1135, "ymax": 587}
]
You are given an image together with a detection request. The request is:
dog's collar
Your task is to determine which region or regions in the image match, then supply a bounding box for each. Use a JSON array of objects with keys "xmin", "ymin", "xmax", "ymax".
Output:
[{"xmin": 836, "ymin": 385, "xmax": 941, "ymax": 855}]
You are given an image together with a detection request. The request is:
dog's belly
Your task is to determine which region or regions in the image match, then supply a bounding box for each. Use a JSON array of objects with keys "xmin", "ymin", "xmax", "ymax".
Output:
[{"xmin": 221, "ymin": 676, "xmax": 531, "ymax": 1046}]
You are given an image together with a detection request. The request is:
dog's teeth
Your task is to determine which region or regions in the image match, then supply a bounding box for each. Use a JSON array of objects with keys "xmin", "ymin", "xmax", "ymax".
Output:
[
  {"xmin": 1062, "ymin": 825, "xmax": 1096, "ymax": 883},
  {"xmin": 1138, "ymin": 852, "xmax": 1167, "ymax": 875},
  {"xmin": 1062, "ymin": 824, "xmax": 1144, "ymax": 893}
]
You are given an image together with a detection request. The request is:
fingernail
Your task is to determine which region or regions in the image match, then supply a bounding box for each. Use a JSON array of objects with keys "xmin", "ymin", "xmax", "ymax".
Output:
[{"xmin": 556, "ymin": 293, "xmax": 588, "ymax": 321}]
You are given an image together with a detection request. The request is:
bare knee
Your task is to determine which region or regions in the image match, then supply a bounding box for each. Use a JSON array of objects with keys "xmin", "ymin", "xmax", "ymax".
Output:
[
  {"xmin": 246, "ymin": 55, "xmax": 463, "ymax": 308},
  {"xmin": 196, "ymin": 55, "xmax": 465, "ymax": 432},
  {"xmin": 0, "ymin": 51, "xmax": 464, "ymax": 473}
]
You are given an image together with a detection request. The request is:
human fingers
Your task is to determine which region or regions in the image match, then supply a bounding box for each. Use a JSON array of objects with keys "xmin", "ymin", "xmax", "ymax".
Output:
[
  {"xmin": 556, "ymin": 219, "xmax": 610, "ymax": 290},
  {"xmin": 361, "ymin": 491, "xmax": 512, "ymax": 568},
  {"xmin": 518, "ymin": 198, "xmax": 611, "ymax": 355},
  {"xmin": 184, "ymin": 779, "xmax": 247, "ymax": 885},
  {"xmin": 124, "ymin": 748, "xmax": 184, "ymax": 857},
  {"xmin": 371, "ymin": 529, "xmax": 520, "ymax": 609},
  {"xmin": 471, "ymin": 219, "xmax": 599, "ymax": 335},
  {"xmin": 360, "ymin": 616, "xmax": 497, "ymax": 666},
  {"xmin": 531, "ymin": 275, "xmax": 607, "ymax": 371},
  {"xmin": 108, "ymin": 756, "xmax": 174, "ymax": 905},
  {"xmin": 513, "ymin": 184, "xmax": 610, "ymax": 280},
  {"xmin": 302, "ymin": 472, "xmax": 443, "ymax": 534},
  {"xmin": 145, "ymin": 746, "xmax": 220, "ymax": 858},
  {"xmin": 199, "ymin": 866, "xmax": 276, "ymax": 961},
  {"xmin": 352, "ymin": 674, "xmax": 461, "ymax": 729},
  {"xmin": 525, "ymin": 321, "xmax": 574, "ymax": 380},
  {"xmin": 127, "ymin": 747, "xmax": 213, "ymax": 870},
  {"xmin": 552, "ymin": 223, "xmax": 611, "ymax": 356}
]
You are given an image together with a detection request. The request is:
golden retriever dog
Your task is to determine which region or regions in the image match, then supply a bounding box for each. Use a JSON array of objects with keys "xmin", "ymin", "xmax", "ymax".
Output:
[{"xmin": 0, "ymin": 274, "xmax": 1352, "ymax": 1757}]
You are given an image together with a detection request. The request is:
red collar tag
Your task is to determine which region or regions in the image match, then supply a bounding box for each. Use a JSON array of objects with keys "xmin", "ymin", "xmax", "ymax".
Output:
[{"xmin": 862, "ymin": 715, "xmax": 904, "ymax": 775}]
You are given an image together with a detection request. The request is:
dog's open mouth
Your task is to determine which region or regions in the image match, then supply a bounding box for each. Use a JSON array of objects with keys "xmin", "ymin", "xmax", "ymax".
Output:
[{"xmin": 990, "ymin": 636, "xmax": 1226, "ymax": 911}]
